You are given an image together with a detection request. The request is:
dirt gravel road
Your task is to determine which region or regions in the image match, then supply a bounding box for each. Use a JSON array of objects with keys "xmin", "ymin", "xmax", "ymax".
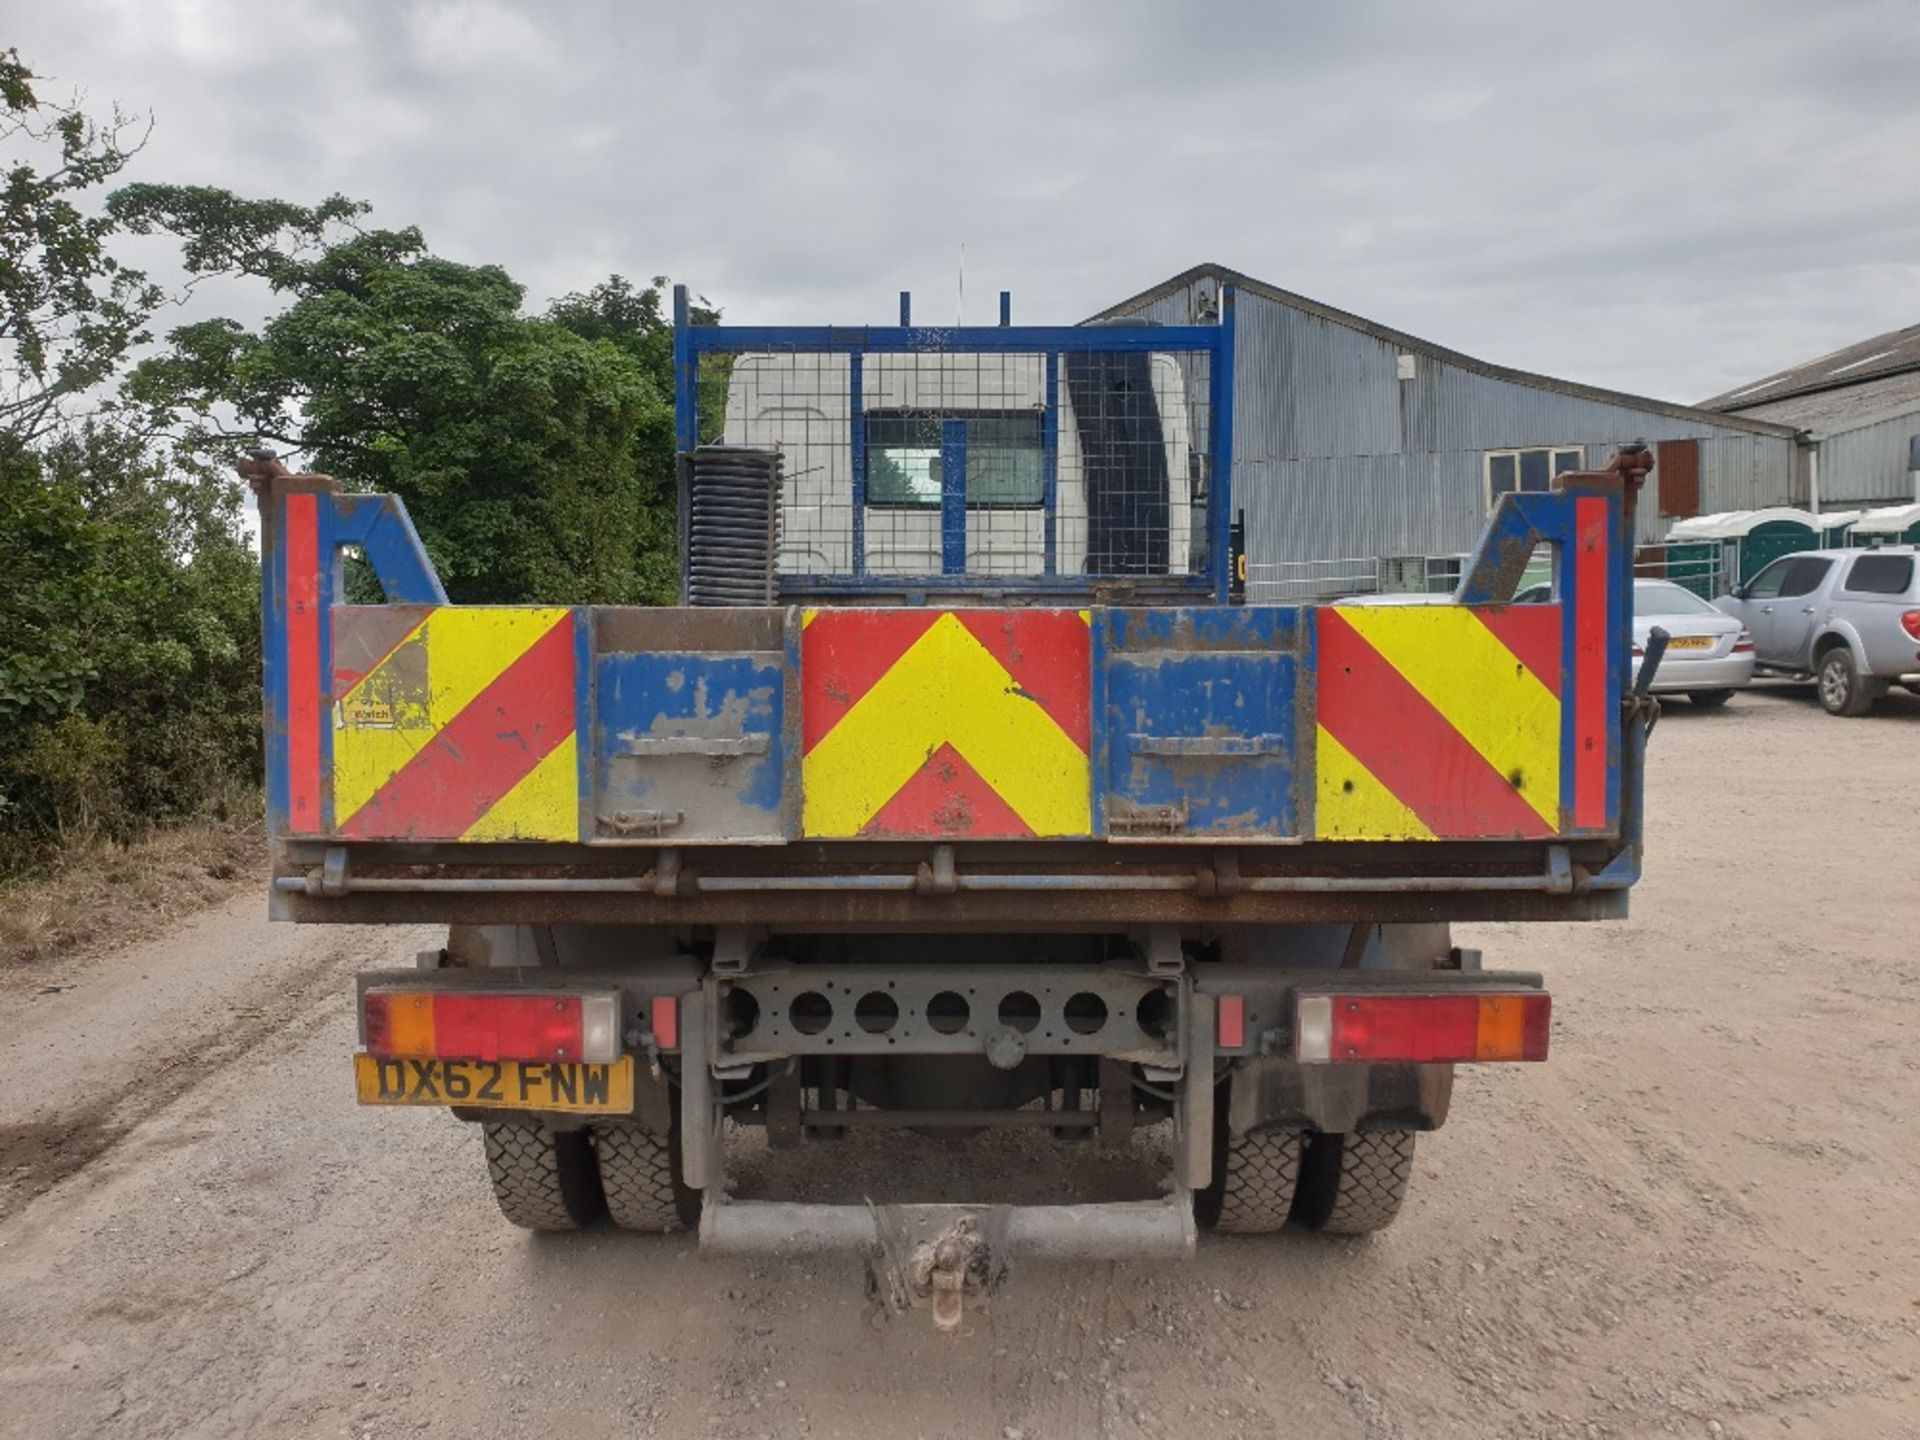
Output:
[{"xmin": 3, "ymin": 685, "xmax": 1918, "ymax": 1439}]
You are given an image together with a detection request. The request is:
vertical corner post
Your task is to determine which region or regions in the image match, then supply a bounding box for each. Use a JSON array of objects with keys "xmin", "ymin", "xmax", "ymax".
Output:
[
  {"xmin": 1042, "ymin": 352, "xmax": 1059, "ymax": 577},
  {"xmin": 673, "ymin": 283, "xmax": 696, "ymax": 454},
  {"xmin": 849, "ymin": 352, "xmax": 867, "ymax": 576},
  {"xmin": 939, "ymin": 417, "xmax": 967, "ymax": 576},
  {"xmin": 1209, "ymin": 285, "xmax": 1238, "ymax": 604}
]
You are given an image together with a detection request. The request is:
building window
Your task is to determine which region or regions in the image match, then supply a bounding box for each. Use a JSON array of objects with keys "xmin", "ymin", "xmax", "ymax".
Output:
[
  {"xmin": 1486, "ymin": 447, "xmax": 1584, "ymax": 509},
  {"xmin": 866, "ymin": 411, "xmax": 1044, "ymax": 508}
]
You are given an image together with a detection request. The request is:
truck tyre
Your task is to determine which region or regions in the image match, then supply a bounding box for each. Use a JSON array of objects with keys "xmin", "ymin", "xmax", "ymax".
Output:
[
  {"xmin": 1817, "ymin": 648, "xmax": 1877, "ymax": 717},
  {"xmin": 1195, "ymin": 1090, "xmax": 1304, "ymax": 1235},
  {"xmin": 1296, "ymin": 1130, "xmax": 1416, "ymax": 1235},
  {"xmin": 1686, "ymin": 689, "xmax": 1733, "ymax": 708},
  {"xmin": 482, "ymin": 1122, "xmax": 604, "ymax": 1230},
  {"xmin": 592, "ymin": 1124, "xmax": 698, "ymax": 1232}
]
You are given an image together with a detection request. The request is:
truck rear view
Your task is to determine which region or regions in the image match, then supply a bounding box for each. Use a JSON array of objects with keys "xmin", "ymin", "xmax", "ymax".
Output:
[{"xmin": 256, "ymin": 285, "xmax": 1653, "ymax": 1326}]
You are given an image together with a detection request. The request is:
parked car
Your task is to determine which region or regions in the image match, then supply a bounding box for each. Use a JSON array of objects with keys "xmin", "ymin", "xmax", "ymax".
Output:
[
  {"xmin": 1713, "ymin": 547, "xmax": 1920, "ymax": 715},
  {"xmin": 1511, "ymin": 578, "xmax": 1755, "ymax": 707}
]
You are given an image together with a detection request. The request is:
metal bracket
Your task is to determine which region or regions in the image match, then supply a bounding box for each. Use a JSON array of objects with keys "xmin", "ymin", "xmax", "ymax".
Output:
[
  {"xmin": 916, "ymin": 844, "xmax": 958, "ymax": 895},
  {"xmin": 1128, "ymin": 732, "xmax": 1285, "ymax": 757},
  {"xmin": 711, "ymin": 925, "xmax": 762, "ymax": 976},
  {"xmin": 598, "ymin": 809, "xmax": 685, "ymax": 837},
  {"xmin": 1106, "ymin": 797, "xmax": 1190, "ymax": 835},
  {"xmin": 1144, "ymin": 924, "xmax": 1185, "ymax": 976},
  {"xmin": 1545, "ymin": 844, "xmax": 1574, "ymax": 895},
  {"xmin": 616, "ymin": 734, "xmax": 771, "ymax": 758},
  {"xmin": 651, "ymin": 848, "xmax": 682, "ymax": 898},
  {"xmin": 308, "ymin": 845, "xmax": 350, "ymax": 898}
]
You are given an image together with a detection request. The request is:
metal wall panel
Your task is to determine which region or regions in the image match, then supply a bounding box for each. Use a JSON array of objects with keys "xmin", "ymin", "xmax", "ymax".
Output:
[
  {"xmin": 1816, "ymin": 409, "xmax": 1920, "ymax": 507},
  {"xmin": 1110, "ymin": 279, "xmax": 1800, "ymax": 590}
]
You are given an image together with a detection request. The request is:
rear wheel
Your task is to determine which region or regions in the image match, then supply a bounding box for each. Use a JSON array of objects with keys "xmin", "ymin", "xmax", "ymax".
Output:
[
  {"xmin": 482, "ymin": 1122, "xmax": 604, "ymax": 1230},
  {"xmin": 1195, "ymin": 1089, "xmax": 1303, "ymax": 1234},
  {"xmin": 1296, "ymin": 1130, "xmax": 1417, "ymax": 1235},
  {"xmin": 593, "ymin": 1124, "xmax": 699, "ymax": 1232},
  {"xmin": 1686, "ymin": 689, "xmax": 1734, "ymax": 708},
  {"xmin": 1817, "ymin": 648, "xmax": 1877, "ymax": 716}
]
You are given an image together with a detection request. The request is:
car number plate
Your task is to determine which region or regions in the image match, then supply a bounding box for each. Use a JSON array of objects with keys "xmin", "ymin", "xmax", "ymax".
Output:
[
  {"xmin": 1665, "ymin": 635, "xmax": 1713, "ymax": 651},
  {"xmin": 353, "ymin": 1054, "xmax": 634, "ymax": 1114}
]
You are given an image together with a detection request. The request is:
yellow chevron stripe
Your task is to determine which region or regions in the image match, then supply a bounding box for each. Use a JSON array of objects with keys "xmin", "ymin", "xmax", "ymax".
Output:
[
  {"xmin": 803, "ymin": 613, "xmax": 1090, "ymax": 837},
  {"xmin": 1331, "ymin": 606, "xmax": 1561, "ymax": 828},
  {"xmin": 333, "ymin": 607, "xmax": 572, "ymax": 826},
  {"xmin": 1315, "ymin": 727, "xmax": 1435, "ymax": 840},
  {"xmin": 462, "ymin": 733, "xmax": 578, "ymax": 841}
]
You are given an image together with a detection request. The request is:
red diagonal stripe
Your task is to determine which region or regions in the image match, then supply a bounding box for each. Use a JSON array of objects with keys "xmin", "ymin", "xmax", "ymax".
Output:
[
  {"xmin": 285, "ymin": 493, "xmax": 323, "ymax": 835},
  {"xmin": 339, "ymin": 615, "xmax": 575, "ymax": 840},
  {"xmin": 1471, "ymin": 604, "xmax": 1562, "ymax": 699},
  {"xmin": 801, "ymin": 611, "xmax": 941, "ymax": 751},
  {"xmin": 955, "ymin": 610, "xmax": 1091, "ymax": 750},
  {"xmin": 860, "ymin": 741, "xmax": 1036, "ymax": 839},
  {"xmin": 1573, "ymin": 497, "xmax": 1609, "ymax": 829},
  {"xmin": 1317, "ymin": 609, "xmax": 1551, "ymax": 839}
]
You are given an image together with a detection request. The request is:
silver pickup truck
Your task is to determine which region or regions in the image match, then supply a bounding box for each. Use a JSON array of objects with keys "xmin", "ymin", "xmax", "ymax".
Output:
[{"xmin": 1715, "ymin": 547, "xmax": 1920, "ymax": 715}]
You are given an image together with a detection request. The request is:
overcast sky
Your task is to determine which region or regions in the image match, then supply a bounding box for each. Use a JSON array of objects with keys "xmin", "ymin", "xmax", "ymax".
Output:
[{"xmin": 14, "ymin": 0, "xmax": 1920, "ymax": 403}]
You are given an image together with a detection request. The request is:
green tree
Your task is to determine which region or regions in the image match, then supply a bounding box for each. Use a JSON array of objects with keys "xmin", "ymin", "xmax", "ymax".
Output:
[
  {"xmin": 0, "ymin": 426, "xmax": 258, "ymax": 850},
  {"xmin": 0, "ymin": 49, "xmax": 164, "ymax": 442},
  {"xmin": 118, "ymin": 190, "xmax": 683, "ymax": 605}
]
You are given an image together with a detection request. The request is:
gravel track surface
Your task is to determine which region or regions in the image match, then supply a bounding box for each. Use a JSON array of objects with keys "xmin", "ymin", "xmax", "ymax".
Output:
[{"xmin": 2, "ymin": 685, "xmax": 1917, "ymax": 1438}]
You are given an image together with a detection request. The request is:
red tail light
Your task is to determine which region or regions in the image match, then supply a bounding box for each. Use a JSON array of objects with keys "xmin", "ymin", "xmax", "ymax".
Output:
[
  {"xmin": 649, "ymin": 995, "xmax": 679, "ymax": 1050},
  {"xmin": 1631, "ymin": 644, "xmax": 1645, "ymax": 657},
  {"xmin": 1901, "ymin": 611, "xmax": 1920, "ymax": 641},
  {"xmin": 1732, "ymin": 629, "xmax": 1754, "ymax": 654},
  {"xmin": 1294, "ymin": 991, "xmax": 1550, "ymax": 1064},
  {"xmin": 363, "ymin": 990, "xmax": 620, "ymax": 1064},
  {"xmin": 1216, "ymin": 994, "xmax": 1246, "ymax": 1049}
]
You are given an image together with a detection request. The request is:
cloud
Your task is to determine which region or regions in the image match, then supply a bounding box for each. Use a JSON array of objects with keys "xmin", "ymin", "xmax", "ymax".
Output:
[{"xmin": 11, "ymin": 0, "xmax": 1920, "ymax": 401}]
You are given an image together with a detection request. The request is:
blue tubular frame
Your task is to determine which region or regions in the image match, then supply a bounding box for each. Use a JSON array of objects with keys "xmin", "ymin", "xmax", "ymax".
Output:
[
  {"xmin": 330, "ymin": 493, "xmax": 448, "ymax": 604},
  {"xmin": 940, "ymin": 418, "xmax": 967, "ymax": 575},
  {"xmin": 1042, "ymin": 354, "xmax": 1060, "ymax": 577},
  {"xmin": 673, "ymin": 285, "xmax": 1236, "ymax": 598}
]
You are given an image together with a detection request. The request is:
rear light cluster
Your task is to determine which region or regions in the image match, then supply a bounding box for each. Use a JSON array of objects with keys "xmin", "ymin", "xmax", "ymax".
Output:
[
  {"xmin": 1732, "ymin": 629, "xmax": 1754, "ymax": 654},
  {"xmin": 1901, "ymin": 610, "xmax": 1920, "ymax": 641},
  {"xmin": 1294, "ymin": 991, "xmax": 1550, "ymax": 1064},
  {"xmin": 364, "ymin": 990, "xmax": 621, "ymax": 1064}
]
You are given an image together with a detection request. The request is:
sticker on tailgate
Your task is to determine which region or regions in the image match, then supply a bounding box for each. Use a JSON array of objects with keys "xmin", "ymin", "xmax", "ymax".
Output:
[{"xmin": 353, "ymin": 1054, "xmax": 634, "ymax": 1114}]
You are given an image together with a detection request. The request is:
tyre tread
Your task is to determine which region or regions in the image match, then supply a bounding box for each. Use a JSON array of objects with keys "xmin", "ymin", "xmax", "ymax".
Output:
[
  {"xmin": 482, "ymin": 1122, "xmax": 601, "ymax": 1230},
  {"xmin": 1210, "ymin": 1128, "xmax": 1303, "ymax": 1235},
  {"xmin": 1317, "ymin": 1130, "xmax": 1416, "ymax": 1235},
  {"xmin": 593, "ymin": 1125, "xmax": 685, "ymax": 1232}
]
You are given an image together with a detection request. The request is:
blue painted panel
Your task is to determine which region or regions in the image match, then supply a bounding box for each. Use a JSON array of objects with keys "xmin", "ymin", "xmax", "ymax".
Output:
[
  {"xmin": 1099, "ymin": 607, "xmax": 1302, "ymax": 837},
  {"xmin": 593, "ymin": 651, "xmax": 786, "ymax": 841},
  {"xmin": 330, "ymin": 493, "xmax": 447, "ymax": 605}
]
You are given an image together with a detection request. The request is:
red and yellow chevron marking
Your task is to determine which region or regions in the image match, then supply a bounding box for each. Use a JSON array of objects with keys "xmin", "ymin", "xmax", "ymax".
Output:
[
  {"xmin": 801, "ymin": 609, "xmax": 1091, "ymax": 839},
  {"xmin": 1316, "ymin": 605, "xmax": 1564, "ymax": 841},
  {"xmin": 331, "ymin": 607, "xmax": 578, "ymax": 842}
]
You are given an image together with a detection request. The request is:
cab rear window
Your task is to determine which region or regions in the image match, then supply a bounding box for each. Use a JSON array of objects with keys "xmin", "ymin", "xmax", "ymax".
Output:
[{"xmin": 1842, "ymin": 553, "xmax": 1915, "ymax": 596}]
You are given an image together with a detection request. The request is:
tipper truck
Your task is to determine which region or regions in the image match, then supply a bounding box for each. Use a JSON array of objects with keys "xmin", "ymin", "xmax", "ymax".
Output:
[{"xmin": 253, "ymin": 285, "xmax": 1657, "ymax": 1327}]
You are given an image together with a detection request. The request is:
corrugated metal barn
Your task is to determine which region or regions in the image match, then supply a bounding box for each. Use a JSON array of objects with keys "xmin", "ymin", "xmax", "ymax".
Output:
[
  {"xmin": 1701, "ymin": 321, "xmax": 1920, "ymax": 512},
  {"xmin": 1091, "ymin": 264, "xmax": 1800, "ymax": 599}
]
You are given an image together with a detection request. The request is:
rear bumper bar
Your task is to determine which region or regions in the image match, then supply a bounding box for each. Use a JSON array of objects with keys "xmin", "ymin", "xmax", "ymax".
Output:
[{"xmin": 699, "ymin": 1196, "xmax": 1197, "ymax": 1262}]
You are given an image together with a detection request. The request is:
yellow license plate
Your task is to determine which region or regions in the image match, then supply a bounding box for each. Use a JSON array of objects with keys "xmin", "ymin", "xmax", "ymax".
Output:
[
  {"xmin": 353, "ymin": 1054, "xmax": 634, "ymax": 1114},
  {"xmin": 1665, "ymin": 635, "xmax": 1713, "ymax": 651}
]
